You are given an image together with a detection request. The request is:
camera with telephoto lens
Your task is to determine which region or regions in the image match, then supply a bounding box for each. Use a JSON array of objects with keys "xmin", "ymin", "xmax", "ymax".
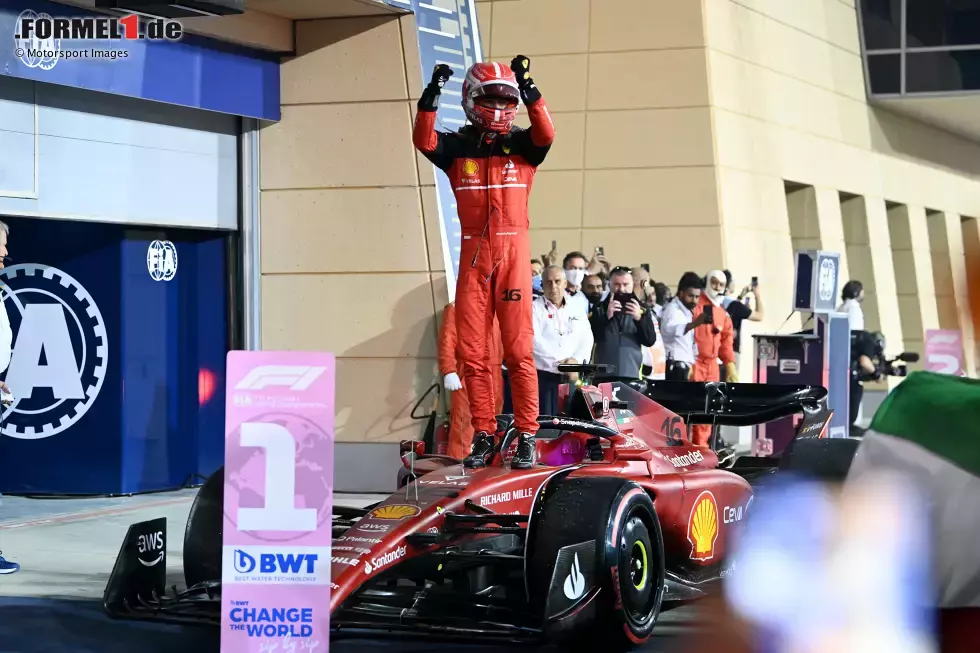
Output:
[{"xmin": 851, "ymin": 330, "xmax": 919, "ymax": 382}]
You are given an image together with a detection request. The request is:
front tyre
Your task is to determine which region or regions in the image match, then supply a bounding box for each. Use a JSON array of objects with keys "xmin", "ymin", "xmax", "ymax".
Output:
[{"xmin": 528, "ymin": 477, "xmax": 665, "ymax": 652}]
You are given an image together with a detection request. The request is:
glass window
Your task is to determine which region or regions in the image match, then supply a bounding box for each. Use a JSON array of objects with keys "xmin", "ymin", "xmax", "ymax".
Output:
[
  {"xmin": 861, "ymin": 0, "xmax": 903, "ymax": 50},
  {"xmin": 906, "ymin": 50, "xmax": 980, "ymax": 92},
  {"xmin": 867, "ymin": 54, "xmax": 902, "ymax": 94},
  {"xmin": 907, "ymin": 0, "xmax": 980, "ymax": 48}
]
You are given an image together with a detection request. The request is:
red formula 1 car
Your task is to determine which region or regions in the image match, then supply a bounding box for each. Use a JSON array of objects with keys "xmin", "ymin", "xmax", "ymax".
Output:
[{"xmin": 102, "ymin": 365, "xmax": 855, "ymax": 652}]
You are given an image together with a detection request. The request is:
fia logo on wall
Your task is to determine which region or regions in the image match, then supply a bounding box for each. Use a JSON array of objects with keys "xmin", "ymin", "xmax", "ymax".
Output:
[
  {"xmin": 13, "ymin": 10, "xmax": 60, "ymax": 71},
  {"xmin": 0, "ymin": 264, "xmax": 108, "ymax": 439},
  {"xmin": 147, "ymin": 240, "xmax": 178, "ymax": 282},
  {"xmin": 818, "ymin": 257, "xmax": 837, "ymax": 303}
]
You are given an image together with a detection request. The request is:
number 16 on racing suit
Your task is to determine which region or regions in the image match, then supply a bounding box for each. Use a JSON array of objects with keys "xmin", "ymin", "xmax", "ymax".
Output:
[{"xmin": 413, "ymin": 56, "xmax": 556, "ymax": 469}]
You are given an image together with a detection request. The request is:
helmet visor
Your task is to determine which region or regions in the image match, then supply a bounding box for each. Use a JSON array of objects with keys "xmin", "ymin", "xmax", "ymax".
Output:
[{"xmin": 470, "ymin": 81, "xmax": 519, "ymax": 106}]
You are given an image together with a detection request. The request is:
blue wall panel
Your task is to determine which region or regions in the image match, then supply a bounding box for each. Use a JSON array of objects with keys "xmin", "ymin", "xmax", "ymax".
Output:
[{"xmin": 0, "ymin": 0, "xmax": 279, "ymax": 120}]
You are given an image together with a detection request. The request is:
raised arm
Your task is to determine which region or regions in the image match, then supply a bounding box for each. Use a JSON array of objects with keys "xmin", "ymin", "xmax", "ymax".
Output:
[
  {"xmin": 413, "ymin": 64, "xmax": 456, "ymax": 171},
  {"xmin": 511, "ymin": 55, "xmax": 555, "ymax": 166}
]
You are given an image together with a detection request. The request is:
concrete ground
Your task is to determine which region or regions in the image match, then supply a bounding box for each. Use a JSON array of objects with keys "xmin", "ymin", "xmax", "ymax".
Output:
[{"xmin": 0, "ymin": 490, "xmax": 700, "ymax": 653}]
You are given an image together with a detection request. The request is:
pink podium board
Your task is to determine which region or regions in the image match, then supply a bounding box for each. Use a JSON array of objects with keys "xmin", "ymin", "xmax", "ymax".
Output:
[
  {"xmin": 220, "ymin": 351, "xmax": 336, "ymax": 653},
  {"xmin": 924, "ymin": 330, "xmax": 964, "ymax": 376}
]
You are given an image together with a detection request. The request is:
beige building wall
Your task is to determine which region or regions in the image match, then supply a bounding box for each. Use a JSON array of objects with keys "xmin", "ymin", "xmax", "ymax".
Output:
[
  {"xmin": 258, "ymin": 0, "xmax": 980, "ymax": 488},
  {"xmin": 259, "ymin": 13, "xmax": 448, "ymax": 466},
  {"xmin": 478, "ymin": 0, "xmax": 722, "ymax": 277},
  {"xmin": 703, "ymin": 0, "xmax": 980, "ymax": 379}
]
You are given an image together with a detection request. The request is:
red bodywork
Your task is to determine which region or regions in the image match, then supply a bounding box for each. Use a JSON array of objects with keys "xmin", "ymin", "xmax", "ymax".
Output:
[{"xmin": 329, "ymin": 382, "xmax": 753, "ymax": 614}]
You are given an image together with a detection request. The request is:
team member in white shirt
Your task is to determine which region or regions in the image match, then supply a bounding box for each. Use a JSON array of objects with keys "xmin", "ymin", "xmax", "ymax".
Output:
[
  {"xmin": 660, "ymin": 272, "xmax": 710, "ymax": 381},
  {"xmin": 837, "ymin": 279, "xmax": 866, "ymax": 331},
  {"xmin": 532, "ymin": 266, "xmax": 594, "ymax": 415}
]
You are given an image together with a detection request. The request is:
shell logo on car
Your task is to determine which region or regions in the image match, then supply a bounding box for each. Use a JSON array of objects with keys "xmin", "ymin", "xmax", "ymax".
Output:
[
  {"xmin": 368, "ymin": 505, "xmax": 421, "ymax": 520},
  {"xmin": 687, "ymin": 491, "xmax": 719, "ymax": 561}
]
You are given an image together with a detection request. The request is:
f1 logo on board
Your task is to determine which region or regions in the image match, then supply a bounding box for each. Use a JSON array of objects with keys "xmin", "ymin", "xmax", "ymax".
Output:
[
  {"xmin": 0, "ymin": 265, "xmax": 108, "ymax": 440},
  {"xmin": 235, "ymin": 366, "xmax": 327, "ymax": 391}
]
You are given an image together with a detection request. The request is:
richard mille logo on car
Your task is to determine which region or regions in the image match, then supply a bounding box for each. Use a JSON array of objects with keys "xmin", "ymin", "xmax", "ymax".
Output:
[
  {"xmin": 479, "ymin": 487, "xmax": 534, "ymax": 507},
  {"xmin": 666, "ymin": 450, "xmax": 704, "ymax": 468},
  {"xmin": 0, "ymin": 264, "xmax": 108, "ymax": 440},
  {"xmin": 136, "ymin": 529, "xmax": 165, "ymax": 567},
  {"xmin": 363, "ymin": 545, "xmax": 406, "ymax": 575}
]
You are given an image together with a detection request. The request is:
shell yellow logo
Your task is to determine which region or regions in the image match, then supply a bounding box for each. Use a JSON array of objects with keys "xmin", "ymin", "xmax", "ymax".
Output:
[
  {"xmin": 369, "ymin": 504, "xmax": 421, "ymax": 520},
  {"xmin": 502, "ymin": 145, "xmax": 511, "ymax": 154},
  {"xmin": 687, "ymin": 491, "xmax": 719, "ymax": 561},
  {"xmin": 462, "ymin": 159, "xmax": 480, "ymax": 175}
]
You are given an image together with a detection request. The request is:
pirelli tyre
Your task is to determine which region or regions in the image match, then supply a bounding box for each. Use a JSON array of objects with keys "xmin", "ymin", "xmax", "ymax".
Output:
[
  {"xmin": 528, "ymin": 477, "xmax": 665, "ymax": 652},
  {"xmin": 183, "ymin": 467, "xmax": 224, "ymax": 588}
]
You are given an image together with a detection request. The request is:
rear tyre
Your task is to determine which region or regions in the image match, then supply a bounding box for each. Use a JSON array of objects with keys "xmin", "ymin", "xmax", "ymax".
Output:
[
  {"xmin": 183, "ymin": 466, "xmax": 224, "ymax": 588},
  {"xmin": 528, "ymin": 477, "xmax": 664, "ymax": 652}
]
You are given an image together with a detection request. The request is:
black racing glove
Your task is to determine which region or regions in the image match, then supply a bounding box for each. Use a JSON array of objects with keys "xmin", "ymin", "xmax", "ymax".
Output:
[
  {"xmin": 419, "ymin": 63, "xmax": 453, "ymax": 112},
  {"xmin": 510, "ymin": 54, "xmax": 542, "ymax": 104}
]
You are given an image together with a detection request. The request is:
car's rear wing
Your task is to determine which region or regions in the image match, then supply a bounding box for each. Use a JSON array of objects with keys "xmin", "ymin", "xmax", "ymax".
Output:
[{"xmin": 638, "ymin": 380, "xmax": 831, "ymax": 437}]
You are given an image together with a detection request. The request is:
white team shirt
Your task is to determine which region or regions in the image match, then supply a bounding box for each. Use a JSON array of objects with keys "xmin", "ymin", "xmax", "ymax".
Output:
[
  {"xmin": 660, "ymin": 297, "xmax": 698, "ymax": 364},
  {"xmin": 837, "ymin": 298, "xmax": 865, "ymax": 331},
  {"xmin": 0, "ymin": 283, "xmax": 12, "ymax": 373},
  {"xmin": 532, "ymin": 295, "xmax": 594, "ymax": 374},
  {"xmin": 564, "ymin": 290, "xmax": 590, "ymax": 319}
]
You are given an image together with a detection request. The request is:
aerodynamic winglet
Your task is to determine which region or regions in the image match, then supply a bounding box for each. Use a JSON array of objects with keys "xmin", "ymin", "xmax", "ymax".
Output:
[{"xmin": 103, "ymin": 517, "xmax": 168, "ymax": 617}]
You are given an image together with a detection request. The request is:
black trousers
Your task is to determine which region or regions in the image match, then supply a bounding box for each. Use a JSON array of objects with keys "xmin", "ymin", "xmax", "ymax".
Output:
[
  {"xmin": 537, "ymin": 370, "xmax": 562, "ymax": 417},
  {"xmin": 850, "ymin": 377, "xmax": 863, "ymax": 427}
]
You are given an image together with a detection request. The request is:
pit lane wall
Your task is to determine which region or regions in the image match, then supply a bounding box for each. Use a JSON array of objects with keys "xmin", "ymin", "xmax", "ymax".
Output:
[{"xmin": 258, "ymin": 0, "xmax": 980, "ymax": 492}]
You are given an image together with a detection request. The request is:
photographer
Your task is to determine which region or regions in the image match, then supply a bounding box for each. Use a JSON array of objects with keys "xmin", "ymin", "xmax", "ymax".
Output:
[
  {"xmin": 590, "ymin": 267, "xmax": 657, "ymax": 381},
  {"xmin": 849, "ymin": 330, "xmax": 881, "ymax": 429}
]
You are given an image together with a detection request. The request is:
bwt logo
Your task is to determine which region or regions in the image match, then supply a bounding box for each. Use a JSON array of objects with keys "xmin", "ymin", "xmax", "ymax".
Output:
[
  {"xmin": 235, "ymin": 365, "xmax": 327, "ymax": 391},
  {"xmin": 233, "ymin": 549, "xmax": 319, "ymax": 575}
]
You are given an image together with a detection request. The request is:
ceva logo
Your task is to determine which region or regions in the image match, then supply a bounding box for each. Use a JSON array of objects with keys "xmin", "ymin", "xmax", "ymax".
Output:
[{"xmin": 233, "ymin": 549, "xmax": 319, "ymax": 575}]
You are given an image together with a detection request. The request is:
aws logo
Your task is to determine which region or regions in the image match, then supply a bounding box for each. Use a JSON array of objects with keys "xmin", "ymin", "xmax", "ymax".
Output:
[{"xmin": 0, "ymin": 264, "xmax": 108, "ymax": 440}]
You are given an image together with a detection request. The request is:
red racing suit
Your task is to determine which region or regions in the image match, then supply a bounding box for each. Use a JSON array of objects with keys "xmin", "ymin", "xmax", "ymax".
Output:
[
  {"xmin": 691, "ymin": 294, "xmax": 736, "ymax": 446},
  {"xmin": 413, "ymin": 98, "xmax": 555, "ymax": 435},
  {"xmin": 437, "ymin": 302, "xmax": 504, "ymax": 458}
]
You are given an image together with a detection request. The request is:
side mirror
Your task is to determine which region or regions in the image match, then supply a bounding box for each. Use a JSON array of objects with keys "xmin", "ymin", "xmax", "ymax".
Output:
[{"xmin": 400, "ymin": 440, "xmax": 425, "ymax": 456}]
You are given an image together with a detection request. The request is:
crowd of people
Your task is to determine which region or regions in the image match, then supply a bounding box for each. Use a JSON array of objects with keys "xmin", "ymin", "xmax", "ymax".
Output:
[{"xmin": 438, "ymin": 244, "xmax": 767, "ymax": 458}]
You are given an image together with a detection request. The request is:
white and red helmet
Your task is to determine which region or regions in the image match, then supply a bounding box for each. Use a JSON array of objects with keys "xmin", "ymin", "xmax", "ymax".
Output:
[{"xmin": 461, "ymin": 62, "xmax": 520, "ymax": 133}]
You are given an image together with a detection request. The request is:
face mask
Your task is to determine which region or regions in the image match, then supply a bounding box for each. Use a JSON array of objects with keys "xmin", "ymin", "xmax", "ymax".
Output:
[
  {"xmin": 565, "ymin": 268, "xmax": 586, "ymax": 286},
  {"xmin": 532, "ymin": 275, "xmax": 542, "ymax": 291}
]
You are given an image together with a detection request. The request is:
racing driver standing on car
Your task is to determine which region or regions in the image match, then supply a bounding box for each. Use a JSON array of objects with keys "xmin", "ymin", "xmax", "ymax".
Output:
[{"xmin": 413, "ymin": 56, "xmax": 555, "ymax": 469}]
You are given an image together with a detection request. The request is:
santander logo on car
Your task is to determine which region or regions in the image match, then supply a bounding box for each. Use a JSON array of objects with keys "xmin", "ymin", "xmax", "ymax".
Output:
[{"xmin": 363, "ymin": 545, "xmax": 407, "ymax": 575}]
